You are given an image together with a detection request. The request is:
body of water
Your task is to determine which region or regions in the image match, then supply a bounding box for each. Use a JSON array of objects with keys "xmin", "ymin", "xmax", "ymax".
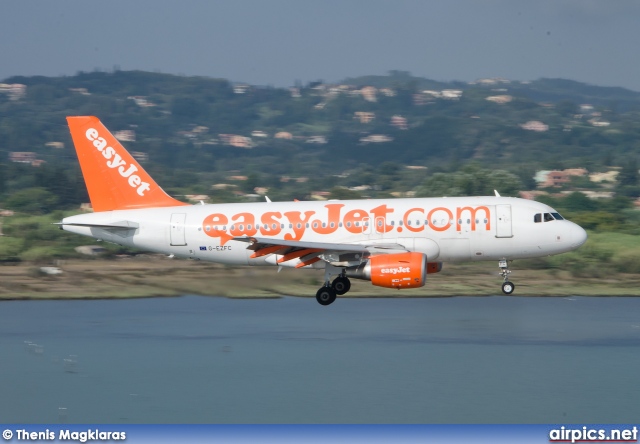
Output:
[{"xmin": 1, "ymin": 295, "xmax": 639, "ymax": 423}]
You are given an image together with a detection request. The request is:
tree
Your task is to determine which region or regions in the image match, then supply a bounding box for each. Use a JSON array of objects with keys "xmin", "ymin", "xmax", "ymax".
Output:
[
  {"xmin": 415, "ymin": 165, "xmax": 523, "ymax": 197},
  {"xmin": 328, "ymin": 187, "xmax": 362, "ymax": 200},
  {"xmin": 0, "ymin": 236, "xmax": 23, "ymax": 262},
  {"xmin": 244, "ymin": 172, "xmax": 261, "ymax": 194},
  {"xmin": 171, "ymin": 96, "xmax": 208, "ymax": 121},
  {"xmin": 562, "ymin": 192, "xmax": 598, "ymax": 212},
  {"xmin": 556, "ymin": 100, "xmax": 578, "ymax": 117},
  {"xmin": 617, "ymin": 158, "xmax": 638, "ymax": 187},
  {"xmin": 0, "ymin": 163, "xmax": 6, "ymax": 196},
  {"xmin": 616, "ymin": 157, "xmax": 640, "ymax": 198},
  {"xmin": 5, "ymin": 188, "xmax": 59, "ymax": 214},
  {"xmin": 34, "ymin": 166, "xmax": 77, "ymax": 207}
]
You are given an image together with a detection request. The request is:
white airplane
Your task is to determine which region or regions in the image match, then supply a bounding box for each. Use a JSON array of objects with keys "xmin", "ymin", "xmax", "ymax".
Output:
[{"xmin": 61, "ymin": 116, "xmax": 587, "ymax": 305}]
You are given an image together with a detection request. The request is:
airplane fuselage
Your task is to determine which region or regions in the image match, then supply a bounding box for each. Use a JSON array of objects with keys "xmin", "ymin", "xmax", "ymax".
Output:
[{"xmin": 63, "ymin": 195, "xmax": 586, "ymax": 267}]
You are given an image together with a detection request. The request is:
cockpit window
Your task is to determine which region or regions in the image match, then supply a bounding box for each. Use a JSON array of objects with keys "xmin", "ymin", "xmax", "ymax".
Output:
[{"xmin": 535, "ymin": 212, "xmax": 565, "ymax": 223}]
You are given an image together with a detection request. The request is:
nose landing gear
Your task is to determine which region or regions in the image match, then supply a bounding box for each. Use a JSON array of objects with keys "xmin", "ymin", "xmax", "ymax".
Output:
[
  {"xmin": 499, "ymin": 259, "xmax": 515, "ymax": 295},
  {"xmin": 501, "ymin": 280, "xmax": 515, "ymax": 295}
]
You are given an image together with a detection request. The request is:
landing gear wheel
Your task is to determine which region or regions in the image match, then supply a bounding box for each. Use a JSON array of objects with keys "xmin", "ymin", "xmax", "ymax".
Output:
[
  {"xmin": 316, "ymin": 286, "xmax": 337, "ymax": 306},
  {"xmin": 502, "ymin": 281, "xmax": 515, "ymax": 295},
  {"xmin": 332, "ymin": 276, "xmax": 351, "ymax": 295}
]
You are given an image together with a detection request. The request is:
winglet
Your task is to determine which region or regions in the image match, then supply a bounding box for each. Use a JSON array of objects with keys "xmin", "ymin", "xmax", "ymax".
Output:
[
  {"xmin": 67, "ymin": 116, "xmax": 188, "ymax": 212},
  {"xmin": 494, "ymin": 190, "xmax": 501, "ymax": 197}
]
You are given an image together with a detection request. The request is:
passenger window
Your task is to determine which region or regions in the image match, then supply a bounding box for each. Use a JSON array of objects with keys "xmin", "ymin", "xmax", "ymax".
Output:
[
  {"xmin": 544, "ymin": 213, "xmax": 554, "ymax": 222},
  {"xmin": 534, "ymin": 214, "xmax": 541, "ymax": 223}
]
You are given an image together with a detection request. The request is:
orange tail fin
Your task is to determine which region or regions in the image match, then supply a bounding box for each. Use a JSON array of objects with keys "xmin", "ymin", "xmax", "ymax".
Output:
[{"xmin": 67, "ymin": 116, "xmax": 188, "ymax": 212}]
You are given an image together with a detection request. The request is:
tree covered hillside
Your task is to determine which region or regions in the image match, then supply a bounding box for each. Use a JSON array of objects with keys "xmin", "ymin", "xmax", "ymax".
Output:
[{"xmin": 1, "ymin": 69, "xmax": 640, "ymax": 208}]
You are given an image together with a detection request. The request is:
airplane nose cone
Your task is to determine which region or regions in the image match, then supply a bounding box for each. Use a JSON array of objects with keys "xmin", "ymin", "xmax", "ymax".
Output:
[{"xmin": 571, "ymin": 224, "xmax": 588, "ymax": 248}]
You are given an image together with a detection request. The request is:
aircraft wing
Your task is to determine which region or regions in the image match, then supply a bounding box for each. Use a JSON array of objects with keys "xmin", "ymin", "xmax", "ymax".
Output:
[{"xmin": 233, "ymin": 236, "xmax": 410, "ymax": 268}]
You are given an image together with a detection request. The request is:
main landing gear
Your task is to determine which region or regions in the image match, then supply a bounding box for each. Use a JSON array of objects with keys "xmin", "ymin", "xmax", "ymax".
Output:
[
  {"xmin": 332, "ymin": 276, "xmax": 351, "ymax": 295},
  {"xmin": 315, "ymin": 267, "xmax": 351, "ymax": 305},
  {"xmin": 499, "ymin": 259, "xmax": 515, "ymax": 295},
  {"xmin": 316, "ymin": 286, "xmax": 337, "ymax": 306}
]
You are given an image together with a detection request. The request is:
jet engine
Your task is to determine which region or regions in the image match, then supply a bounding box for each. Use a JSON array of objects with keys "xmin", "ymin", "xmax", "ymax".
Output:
[{"xmin": 345, "ymin": 252, "xmax": 441, "ymax": 289}]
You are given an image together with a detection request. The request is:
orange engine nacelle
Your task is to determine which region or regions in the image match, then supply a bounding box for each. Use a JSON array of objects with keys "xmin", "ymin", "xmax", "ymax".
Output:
[{"xmin": 369, "ymin": 252, "xmax": 427, "ymax": 289}]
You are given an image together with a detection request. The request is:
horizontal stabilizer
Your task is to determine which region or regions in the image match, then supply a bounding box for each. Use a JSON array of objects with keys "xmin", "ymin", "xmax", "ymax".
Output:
[{"xmin": 55, "ymin": 221, "xmax": 139, "ymax": 231}]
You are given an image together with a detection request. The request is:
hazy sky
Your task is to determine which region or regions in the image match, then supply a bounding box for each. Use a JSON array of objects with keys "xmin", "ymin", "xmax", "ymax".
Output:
[{"xmin": 2, "ymin": 0, "xmax": 640, "ymax": 90}]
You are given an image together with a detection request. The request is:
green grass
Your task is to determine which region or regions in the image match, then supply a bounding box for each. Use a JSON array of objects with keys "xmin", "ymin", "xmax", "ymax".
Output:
[
  {"xmin": 587, "ymin": 231, "xmax": 640, "ymax": 252},
  {"xmin": 536, "ymin": 231, "xmax": 640, "ymax": 277}
]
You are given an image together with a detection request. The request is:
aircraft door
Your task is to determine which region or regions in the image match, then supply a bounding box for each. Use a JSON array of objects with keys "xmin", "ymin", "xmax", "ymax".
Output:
[
  {"xmin": 362, "ymin": 216, "xmax": 386, "ymax": 239},
  {"xmin": 170, "ymin": 213, "xmax": 187, "ymax": 246},
  {"xmin": 495, "ymin": 205, "xmax": 513, "ymax": 238}
]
